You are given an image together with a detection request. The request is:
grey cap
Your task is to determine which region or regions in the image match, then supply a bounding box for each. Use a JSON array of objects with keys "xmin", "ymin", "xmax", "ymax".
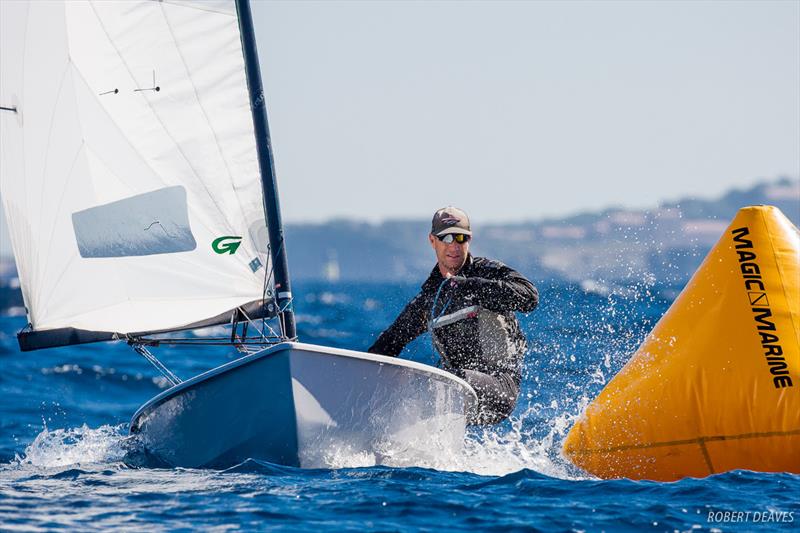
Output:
[{"xmin": 431, "ymin": 206, "xmax": 471, "ymax": 236}]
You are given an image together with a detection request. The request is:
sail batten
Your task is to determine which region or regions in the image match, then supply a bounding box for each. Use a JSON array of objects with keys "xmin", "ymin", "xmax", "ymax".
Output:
[{"xmin": 1, "ymin": 0, "xmax": 274, "ymax": 343}]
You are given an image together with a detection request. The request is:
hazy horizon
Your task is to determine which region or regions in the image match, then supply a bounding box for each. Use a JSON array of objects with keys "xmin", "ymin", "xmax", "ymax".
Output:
[{"xmin": 277, "ymin": 175, "xmax": 797, "ymax": 226}]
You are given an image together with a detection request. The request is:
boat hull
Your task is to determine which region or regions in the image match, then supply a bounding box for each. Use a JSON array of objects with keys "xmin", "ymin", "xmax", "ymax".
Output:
[{"xmin": 130, "ymin": 342, "xmax": 476, "ymax": 468}]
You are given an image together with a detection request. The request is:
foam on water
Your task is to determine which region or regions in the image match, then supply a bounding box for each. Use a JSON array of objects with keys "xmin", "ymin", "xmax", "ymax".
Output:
[
  {"xmin": 313, "ymin": 403, "xmax": 592, "ymax": 478},
  {"xmin": 458, "ymin": 404, "xmax": 590, "ymax": 479},
  {"xmin": 15, "ymin": 404, "xmax": 586, "ymax": 480},
  {"xmin": 18, "ymin": 424, "xmax": 130, "ymax": 468}
]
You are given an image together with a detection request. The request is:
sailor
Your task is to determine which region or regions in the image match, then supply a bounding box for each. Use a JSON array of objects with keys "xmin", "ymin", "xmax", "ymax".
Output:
[{"xmin": 368, "ymin": 206, "xmax": 538, "ymax": 424}]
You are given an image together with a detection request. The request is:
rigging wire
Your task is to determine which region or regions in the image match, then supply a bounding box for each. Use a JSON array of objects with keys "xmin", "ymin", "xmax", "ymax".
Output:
[{"xmin": 130, "ymin": 342, "xmax": 182, "ymax": 386}]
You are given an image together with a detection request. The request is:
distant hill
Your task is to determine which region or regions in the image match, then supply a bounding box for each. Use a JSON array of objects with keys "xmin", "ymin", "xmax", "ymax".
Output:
[
  {"xmin": 1, "ymin": 177, "xmax": 798, "ymax": 290},
  {"xmin": 284, "ymin": 177, "xmax": 799, "ymax": 284}
]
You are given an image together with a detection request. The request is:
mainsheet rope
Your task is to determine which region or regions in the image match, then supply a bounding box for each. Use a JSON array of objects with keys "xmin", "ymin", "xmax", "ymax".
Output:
[{"xmin": 429, "ymin": 276, "xmax": 459, "ymax": 368}]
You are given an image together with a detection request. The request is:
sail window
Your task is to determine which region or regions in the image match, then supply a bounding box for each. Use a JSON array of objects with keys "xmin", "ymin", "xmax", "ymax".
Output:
[{"xmin": 72, "ymin": 186, "xmax": 197, "ymax": 258}]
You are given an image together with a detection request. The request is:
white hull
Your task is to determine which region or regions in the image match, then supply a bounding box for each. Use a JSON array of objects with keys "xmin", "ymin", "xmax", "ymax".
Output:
[{"xmin": 130, "ymin": 342, "xmax": 477, "ymax": 468}]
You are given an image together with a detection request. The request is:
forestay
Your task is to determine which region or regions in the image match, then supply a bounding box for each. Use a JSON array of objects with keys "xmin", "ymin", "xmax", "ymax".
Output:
[{"xmin": 0, "ymin": 0, "xmax": 274, "ymax": 346}]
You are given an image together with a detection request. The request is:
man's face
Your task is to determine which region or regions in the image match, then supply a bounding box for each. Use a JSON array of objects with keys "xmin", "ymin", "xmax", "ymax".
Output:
[{"xmin": 429, "ymin": 233, "xmax": 470, "ymax": 275}]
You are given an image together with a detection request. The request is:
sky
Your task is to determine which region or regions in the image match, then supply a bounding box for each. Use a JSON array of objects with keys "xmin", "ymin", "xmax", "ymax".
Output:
[
  {"xmin": 250, "ymin": 0, "xmax": 799, "ymax": 223},
  {"xmin": 0, "ymin": 0, "xmax": 798, "ymax": 258}
]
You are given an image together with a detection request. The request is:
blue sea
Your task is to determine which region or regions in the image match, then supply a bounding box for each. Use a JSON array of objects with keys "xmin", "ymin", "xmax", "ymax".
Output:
[{"xmin": 0, "ymin": 280, "xmax": 797, "ymax": 531}]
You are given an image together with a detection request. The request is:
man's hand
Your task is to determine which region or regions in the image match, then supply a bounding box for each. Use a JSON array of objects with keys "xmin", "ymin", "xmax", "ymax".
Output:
[
  {"xmin": 448, "ymin": 269, "xmax": 537, "ymax": 314},
  {"xmin": 446, "ymin": 274, "xmax": 468, "ymax": 287},
  {"xmin": 448, "ymin": 275, "xmax": 488, "ymax": 294}
]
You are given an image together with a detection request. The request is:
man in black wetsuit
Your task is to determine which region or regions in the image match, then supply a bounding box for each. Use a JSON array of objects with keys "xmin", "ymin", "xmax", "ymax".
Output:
[{"xmin": 368, "ymin": 206, "xmax": 538, "ymax": 425}]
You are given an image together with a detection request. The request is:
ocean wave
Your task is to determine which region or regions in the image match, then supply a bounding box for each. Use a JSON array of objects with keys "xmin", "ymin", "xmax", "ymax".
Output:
[{"xmin": 39, "ymin": 364, "xmax": 171, "ymax": 390}]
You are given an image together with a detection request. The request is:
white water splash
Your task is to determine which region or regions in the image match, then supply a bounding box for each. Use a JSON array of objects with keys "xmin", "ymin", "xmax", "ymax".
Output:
[
  {"xmin": 13, "ymin": 405, "xmax": 593, "ymax": 479},
  {"xmin": 457, "ymin": 403, "xmax": 590, "ymax": 478},
  {"xmin": 18, "ymin": 424, "xmax": 130, "ymax": 468},
  {"xmin": 426, "ymin": 399, "xmax": 592, "ymax": 478},
  {"xmin": 313, "ymin": 395, "xmax": 594, "ymax": 479}
]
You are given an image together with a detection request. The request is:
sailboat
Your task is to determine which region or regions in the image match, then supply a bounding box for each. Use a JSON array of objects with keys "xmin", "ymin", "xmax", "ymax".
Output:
[{"xmin": 0, "ymin": 0, "xmax": 476, "ymax": 468}]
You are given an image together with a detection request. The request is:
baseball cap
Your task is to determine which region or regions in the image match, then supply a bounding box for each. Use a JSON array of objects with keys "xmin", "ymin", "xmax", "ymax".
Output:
[{"xmin": 431, "ymin": 206, "xmax": 471, "ymax": 237}]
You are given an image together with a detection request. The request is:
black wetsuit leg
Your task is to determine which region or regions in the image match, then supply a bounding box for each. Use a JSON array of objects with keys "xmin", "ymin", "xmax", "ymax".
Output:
[{"xmin": 459, "ymin": 369, "xmax": 519, "ymax": 425}]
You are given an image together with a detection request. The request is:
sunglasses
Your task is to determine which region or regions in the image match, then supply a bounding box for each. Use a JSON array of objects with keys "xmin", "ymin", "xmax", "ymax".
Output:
[{"xmin": 436, "ymin": 233, "xmax": 471, "ymax": 244}]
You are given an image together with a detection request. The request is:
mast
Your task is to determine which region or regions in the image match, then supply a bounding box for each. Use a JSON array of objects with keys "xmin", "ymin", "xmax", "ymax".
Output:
[{"xmin": 235, "ymin": 0, "xmax": 297, "ymax": 339}]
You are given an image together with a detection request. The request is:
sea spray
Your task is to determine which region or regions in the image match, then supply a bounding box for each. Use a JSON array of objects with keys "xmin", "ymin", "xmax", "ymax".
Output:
[{"xmin": 18, "ymin": 424, "xmax": 131, "ymax": 468}]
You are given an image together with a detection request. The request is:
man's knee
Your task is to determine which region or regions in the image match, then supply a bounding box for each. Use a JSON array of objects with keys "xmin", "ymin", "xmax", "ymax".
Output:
[{"xmin": 463, "ymin": 370, "xmax": 519, "ymax": 425}]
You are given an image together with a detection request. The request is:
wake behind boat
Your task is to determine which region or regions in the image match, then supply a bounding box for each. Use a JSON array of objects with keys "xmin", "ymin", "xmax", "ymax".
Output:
[{"xmin": 0, "ymin": 0, "xmax": 476, "ymax": 469}]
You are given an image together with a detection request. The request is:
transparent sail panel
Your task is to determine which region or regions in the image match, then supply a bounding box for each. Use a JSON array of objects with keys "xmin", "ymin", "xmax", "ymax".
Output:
[
  {"xmin": 72, "ymin": 186, "xmax": 197, "ymax": 258},
  {"xmin": 0, "ymin": 0, "xmax": 272, "ymax": 335}
]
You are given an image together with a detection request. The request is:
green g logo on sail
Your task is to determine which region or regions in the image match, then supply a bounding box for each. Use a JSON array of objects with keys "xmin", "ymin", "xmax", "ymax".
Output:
[{"xmin": 212, "ymin": 236, "xmax": 242, "ymax": 255}]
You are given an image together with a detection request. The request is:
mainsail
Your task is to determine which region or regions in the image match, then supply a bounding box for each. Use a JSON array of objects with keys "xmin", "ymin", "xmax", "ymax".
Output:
[{"xmin": 0, "ymin": 0, "xmax": 280, "ymax": 349}]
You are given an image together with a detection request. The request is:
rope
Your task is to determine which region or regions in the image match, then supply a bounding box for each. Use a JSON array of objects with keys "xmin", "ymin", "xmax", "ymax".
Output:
[
  {"xmin": 260, "ymin": 239, "xmax": 294, "ymax": 340},
  {"xmin": 131, "ymin": 336, "xmax": 283, "ymax": 346},
  {"xmin": 429, "ymin": 277, "xmax": 459, "ymax": 368},
  {"xmin": 239, "ymin": 305, "xmax": 280, "ymax": 342}
]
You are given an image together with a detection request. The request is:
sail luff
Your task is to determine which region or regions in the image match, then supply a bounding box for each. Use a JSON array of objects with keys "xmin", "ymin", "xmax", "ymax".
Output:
[{"xmin": 234, "ymin": 0, "xmax": 297, "ymax": 339}]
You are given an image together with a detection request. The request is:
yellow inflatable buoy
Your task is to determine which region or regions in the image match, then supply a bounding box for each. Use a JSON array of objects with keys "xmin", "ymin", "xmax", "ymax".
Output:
[{"xmin": 563, "ymin": 205, "xmax": 799, "ymax": 481}]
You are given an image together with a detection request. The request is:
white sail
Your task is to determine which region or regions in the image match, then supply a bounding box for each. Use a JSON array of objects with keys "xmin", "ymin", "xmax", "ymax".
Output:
[{"xmin": 0, "ymin": 0, "xmax": 272, "ymax": 339}]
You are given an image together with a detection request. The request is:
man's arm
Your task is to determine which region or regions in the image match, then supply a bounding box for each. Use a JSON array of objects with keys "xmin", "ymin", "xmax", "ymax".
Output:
[
  {"xmin": 456, "ymin": 264, "xmax": 538, "ymax": 313},
  {"xmin": 367, "ymin": 292, "xmax": 429, "ymax": 357}
]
